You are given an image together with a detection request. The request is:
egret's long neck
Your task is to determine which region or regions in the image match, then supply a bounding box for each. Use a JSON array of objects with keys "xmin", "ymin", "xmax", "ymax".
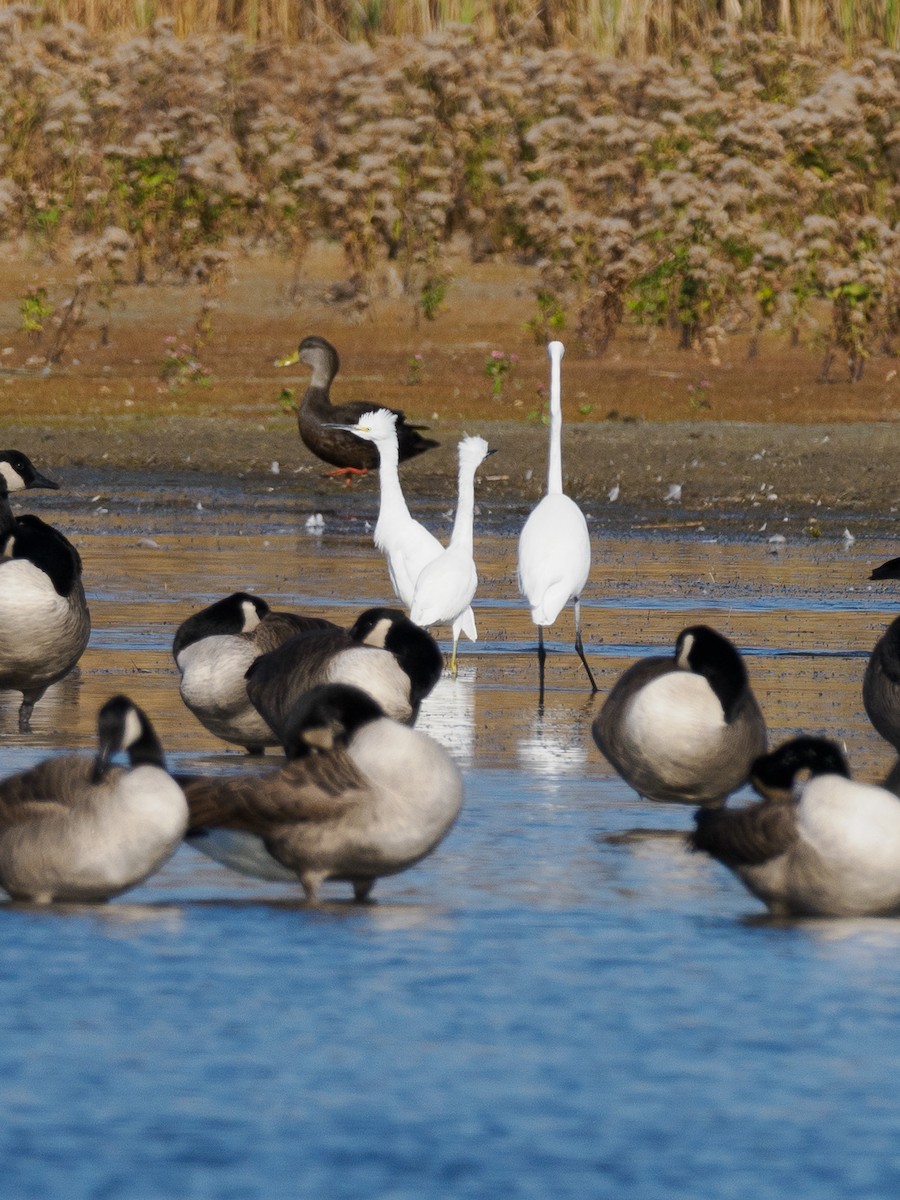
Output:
[
  {"xmin": 449, "ymin": 459, "xmax": 479, "ymax": 555},
  {"xmin": 375, "ymin": 435, "xmax": 411, "ymax": 526},
  {"xmin": 546, "ymin": 346, "xmax": 564, "ymax": 496}
]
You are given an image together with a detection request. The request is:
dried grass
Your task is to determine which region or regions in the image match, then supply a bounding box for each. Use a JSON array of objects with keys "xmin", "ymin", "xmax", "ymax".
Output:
[{"xmin": 16, "ymin": 0, "xmax": 900, "ymax": 50}]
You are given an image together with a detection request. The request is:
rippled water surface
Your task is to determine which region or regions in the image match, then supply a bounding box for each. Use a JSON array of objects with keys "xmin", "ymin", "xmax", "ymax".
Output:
[{"xmin": 2, "ymin": 470, "xmax": 900, "ymax": 1199}]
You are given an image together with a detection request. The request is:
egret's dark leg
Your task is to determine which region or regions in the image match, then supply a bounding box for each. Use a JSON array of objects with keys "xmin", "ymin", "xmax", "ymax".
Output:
[
  {"xmin": 537, "ymin": 625, "xmax": 546, "ymax": 707},
  {"xmin": 573, "ymin": 599, "xmax": 598, "ymax": 693}
]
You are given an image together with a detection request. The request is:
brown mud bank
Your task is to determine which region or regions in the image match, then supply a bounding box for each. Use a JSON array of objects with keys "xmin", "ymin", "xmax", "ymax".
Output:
[{"xmin": 0, "ymin": 246, "xmax": 898, "ymax": 529}]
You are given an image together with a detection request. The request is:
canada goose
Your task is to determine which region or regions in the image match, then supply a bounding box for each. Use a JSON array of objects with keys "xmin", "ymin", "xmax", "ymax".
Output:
[
  {"xmin": 276, "ymin": 335, "xmax": 438, "ymax": 475},
  {"xmin": 0, "ymin": 695, "xmax": 187, "ymax": 903},
  {"xmin": 863, "ymin": 614, "xmax": 900, "ymax": 751},
  {"xmin": 870, "ymin": 556, "xmax": 900, "ymax": 580},
  {"xmin": 593, "ymin": 625, "xmax": 767, "ymax": 806},
  {"xmin": 0, "ymin": 514, "xmax": 91, "ymax": 732},
  {"xmin": 245, "ymin": 606, "xmax": 443, "ymax": 747},
  {"xmin": 0, "ymin": 448, "xmax": 60, "ymax": 535},
  {"xmin": 517, "ymin": 342, "xmax": 597, "ymax": 703},
  {"xmin": 173, "ymin": 591, "xmax": 334, "ymax": 754},
  {"xmin": 692, "ymin": 736, "xmax": 900, "ymax": 916},
  {"xmin": 407, "ymin": 436, "xmax": 494, "ymax": 675},
  {"xmin": 181, "ymin": 683, "xmax": 464, "ymax": 901}
]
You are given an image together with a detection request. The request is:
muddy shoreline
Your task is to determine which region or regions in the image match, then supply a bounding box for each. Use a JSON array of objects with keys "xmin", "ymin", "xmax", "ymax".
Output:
[
  {"xmin": 1, "ymin": 411, "xmax": 897, "ymax": 542},
  {"xmin": 1, "ymin": 248, "xmax": 897, "ymax": 539}
]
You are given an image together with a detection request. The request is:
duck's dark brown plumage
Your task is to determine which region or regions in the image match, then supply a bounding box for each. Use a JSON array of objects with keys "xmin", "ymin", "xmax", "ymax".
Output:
[{"xmin": 282, "ymin": 335, "xmax": 438, "ymax": 472}]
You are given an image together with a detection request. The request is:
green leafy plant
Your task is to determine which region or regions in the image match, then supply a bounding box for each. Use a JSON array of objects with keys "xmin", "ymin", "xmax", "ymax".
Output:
[
  {"xmin": 161, "ymin": 338, "xmax": 210, "ymax": 390},
  {"xmin": 19, "ymin": 289, "xmax": 53, "ymax": 337},
  {"xmin": 485, "ymin": 349, "xmax": 517, "ymax": 399}
]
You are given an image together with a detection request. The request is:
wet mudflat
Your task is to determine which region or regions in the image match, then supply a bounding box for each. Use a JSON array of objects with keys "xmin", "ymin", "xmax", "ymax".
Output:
[{"xmin": 2, "ymin": 469, "xmax": 900, "ymax": 1199}]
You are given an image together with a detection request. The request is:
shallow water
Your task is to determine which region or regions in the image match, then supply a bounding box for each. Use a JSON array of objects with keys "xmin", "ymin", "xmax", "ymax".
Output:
[{"xmin": 2, "ymin": 470, "xmax": 900, "ymax": 1199}]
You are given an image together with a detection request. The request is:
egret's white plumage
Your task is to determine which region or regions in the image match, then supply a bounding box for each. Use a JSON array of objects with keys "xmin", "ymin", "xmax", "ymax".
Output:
[
  {"xmin": 517, "ymin": 341, "xmax": 596, "ymax": 701},
  {"xmin": 409, "ymin": 435, "xmax": 493, "ymax": 674},
  {"xmin": 334, "ymin": 410, "xmax": 486, "ymax": 674},
  {"xmin": 332, "ymin": 409, "xmax": 455, "ymax": 607}
]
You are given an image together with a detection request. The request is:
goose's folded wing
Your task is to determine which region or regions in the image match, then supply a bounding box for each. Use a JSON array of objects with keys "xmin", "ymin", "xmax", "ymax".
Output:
[
  {"xmin": 182, "ymin": 751, "xmax": 369, "ymax": 832},
  {"xmin": 245, "ymin": 628, "xmax": 353, "ymax": 734},
  {"xmin": 254, "ymin": 612, "xmax": 339, "ymax": 654},
  {"xmin": 691, "ymin": 801, "xmax": 798, "ymax": 866},
  {"xmin": 0, "ymin": 756, "xmax": 92, "ymax": 826}
]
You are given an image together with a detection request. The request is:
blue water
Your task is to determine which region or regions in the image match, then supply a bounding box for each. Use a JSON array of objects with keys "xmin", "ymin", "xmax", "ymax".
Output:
[
  {"xmin": 2, "ymin": 771, "xmax": 900, "ymax": 1198},
  {"xmin": 3, "ymin": 473, "xmax": 900, "ymax": 1198}
]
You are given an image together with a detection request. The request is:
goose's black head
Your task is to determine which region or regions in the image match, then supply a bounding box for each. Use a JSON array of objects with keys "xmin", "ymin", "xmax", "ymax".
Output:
[
  {"xmin": 349, "ymin": 607, "xmax": 443, "ymax": 709},
  {"xmin": 675, "ymin": 625, "xmax": 750, "ymax": 722},
  {"xmin": 750, "ymin": 735, "xmax": 850, "ymax": 803},
  {"xmin": 281, "ymin": 683, "xmax": 384, "ymax": 760},
  {"xmin": 92, "ymin": 694, "xmax": 165, "ymax": 783},
  {"xmin": 173, "ymin": 592, "xmax": 270, "ymax": 658},
  {"xmin": 0, "ymin": 514, "xmax": 82, "ymax": 595},
  {"xmin": 0, "ymin": 449, "xmax": 59, "ymax": 497}
]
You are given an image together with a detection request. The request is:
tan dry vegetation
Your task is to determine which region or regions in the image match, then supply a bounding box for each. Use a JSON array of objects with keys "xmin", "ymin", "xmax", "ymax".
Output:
[
  {"xmin": 0, "ymin": 11, "xmax": 897, "ymax": 498},
  {"xmin": 20, "ymin": 1, "xmax": 900, "ymax": 52}
]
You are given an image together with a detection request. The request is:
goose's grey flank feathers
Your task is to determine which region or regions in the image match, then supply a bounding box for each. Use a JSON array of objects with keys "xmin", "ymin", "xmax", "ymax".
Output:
[
  {"xmin": 173, "ymin": 592, "xmax": 336, "ymax": 753},
  {"xmin": 593, "ymin": 624, "xmax": 766, "ymax": 806},
  {"xmin": 0, "ymin": 513, "xmax": 90, "ymax": 731},
  {"xmin": 691, "ymin": 736, "xmax": 900, "ymax": 916},
  {"xmin": 0, "ymin": 695, "xmax": 187, "ymax": 903},
  {"xmin": 182, "ymin": 683, "xmax": 463, "ymax": 902},
  {"xmin": 245, "ymin": 606, "xmax": 443, "ymax": 746}
]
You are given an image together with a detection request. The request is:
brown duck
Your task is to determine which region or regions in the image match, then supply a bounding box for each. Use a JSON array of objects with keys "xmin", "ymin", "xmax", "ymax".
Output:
[{"xmin": 277, "ymin": 335, "xmax": 438, "ymax": 476}]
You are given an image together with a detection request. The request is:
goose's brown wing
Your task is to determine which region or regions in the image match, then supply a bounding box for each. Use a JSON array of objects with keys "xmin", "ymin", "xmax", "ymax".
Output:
[
  {"xmin": 253, "ymin": 612, "xmax": 340, "ymax": 654},
  {"xmin": 183, "ymin": 750, "xmax": 370, "ymax": 833},
  {"xmin": 245, "ymin": 628, "xmax": 354, "ymax": 741},
  {"xmin": 0, "ymin": 755, "xmax": 92, "ymax": 826},
  {"xmin": 691, "ymin": 800, "xmax": 798, "ymax": 866}
]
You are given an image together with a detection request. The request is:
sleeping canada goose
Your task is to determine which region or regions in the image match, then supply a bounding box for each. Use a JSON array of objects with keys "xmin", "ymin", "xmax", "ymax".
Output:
[
  {"xmin": 276, "ymin": 335, "xmax": 438, "ymax": 475},
  {"xmin": 862, "ymin": 614, "xmax": 900, "ymax": 751},
  {"xmin": 408, "ymin": 435, "xmax": 495, "ymax": 675},
  {"xmin": 869, "ymin": 556, "xmax": 900, "ymax": 580},
  {"xmin": 592, "ymin": 624, "xmax": 767, "ymax": 806},
  {"xmin": 517, "ymin": 342, "xmax": 597, "ymax": 703},
  {"xmin": 0, "ymin": 694, "xmax": 187, "ymax": 903},
  {"xmin": 691, "ymin": 736, "xmax": 900, "ymax": 916},
  {"xmin": 0, "ymin": 513, "xmax": 91, "ymax": 731},
  {"xmin": 181, "ymin": 683, "xmax": 464, "ymax": 902},
  {"xmin": 0, "ymin": 448, "xmax": 60, "ymax": 535},
  {"xmin": 245, "ymin": 606, "xmax": 444, "ymax": 747},
  {"xmin": 173, "ymin": 591, "xmax": 334, "ymax": 754}
]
